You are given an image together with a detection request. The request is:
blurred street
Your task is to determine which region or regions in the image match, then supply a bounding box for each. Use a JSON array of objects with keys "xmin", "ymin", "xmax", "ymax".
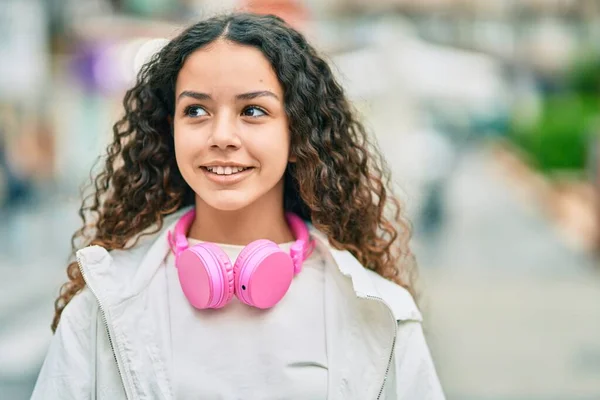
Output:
[{"xmin": 415, "ymin": 146, "xmax": 600, "ymax": 399}]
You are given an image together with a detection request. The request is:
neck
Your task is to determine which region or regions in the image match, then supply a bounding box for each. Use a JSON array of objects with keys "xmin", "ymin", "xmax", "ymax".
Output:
[{"xmin": 188, "ymin": 196, "xmax": 295, "ymax": 246}]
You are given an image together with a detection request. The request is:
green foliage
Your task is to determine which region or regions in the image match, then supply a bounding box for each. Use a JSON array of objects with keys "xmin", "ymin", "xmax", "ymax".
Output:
[
  {"xmin": 509, "ymin": 94, "xmax": 599, "ymax": 173},
  {"xmin": 509, "ymin": 52, "xmax": 600, "ymax": 174}
]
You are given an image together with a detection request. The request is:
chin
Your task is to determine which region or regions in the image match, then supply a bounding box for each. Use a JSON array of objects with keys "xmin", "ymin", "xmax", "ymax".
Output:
[{"xmin": 198, "ymin": 192, "xmax": 256, "ymax": 212}]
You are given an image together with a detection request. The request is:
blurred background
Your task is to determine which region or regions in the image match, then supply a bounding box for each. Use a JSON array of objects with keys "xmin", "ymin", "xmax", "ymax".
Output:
[{"xmin": 1, "ymin": 0, "xmax": 600, "ymax": 399}]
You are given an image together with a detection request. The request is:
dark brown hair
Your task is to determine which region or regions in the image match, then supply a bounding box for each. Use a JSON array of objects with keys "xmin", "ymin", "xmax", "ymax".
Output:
[{"xmin": 52, "ymin": 13, "xmax": 417, "ymax": 332}]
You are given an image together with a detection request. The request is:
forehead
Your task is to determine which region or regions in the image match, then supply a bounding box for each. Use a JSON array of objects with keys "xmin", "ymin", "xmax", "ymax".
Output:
[{"xmin": 175, "ymin": 39, "xmax": 282, "ymax": 96}]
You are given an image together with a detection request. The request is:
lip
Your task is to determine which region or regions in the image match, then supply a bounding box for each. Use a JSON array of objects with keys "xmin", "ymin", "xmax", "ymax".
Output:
[
  {"xmin": 201, "ymin": 161, "xmax": 252, "ymax": 168},
  {"xmin": 200, "ymin": 166, "xmax": 254, "ymax": 185}
]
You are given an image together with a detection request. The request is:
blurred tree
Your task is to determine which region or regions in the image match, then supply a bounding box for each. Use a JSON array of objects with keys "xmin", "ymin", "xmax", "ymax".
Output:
[{"xmin": 509, "ymin": 51, "xmax": 600, "ymax": 174}]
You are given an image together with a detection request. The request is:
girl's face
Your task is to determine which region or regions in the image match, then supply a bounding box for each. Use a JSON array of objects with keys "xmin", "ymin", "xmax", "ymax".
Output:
[{"xmin": 173, "ymin": 39, "xmax": 292, "ymax": 212}]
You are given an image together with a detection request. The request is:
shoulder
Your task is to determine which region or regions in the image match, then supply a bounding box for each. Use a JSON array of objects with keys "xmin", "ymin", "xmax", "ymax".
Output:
[
  {"xmin": 308, "ymin": 224, "xmax": 422, "ymax": 322},
  {"xmin": 56, "ymin": 286, "xmax": 98, "ymax": 335},
  {"xmin": 77, "ymin": 208, "xmax": 189, "ymax": 274},
  {"xmin": 364, "ymin": 268, "xmax": 423, "ymax": 322}
]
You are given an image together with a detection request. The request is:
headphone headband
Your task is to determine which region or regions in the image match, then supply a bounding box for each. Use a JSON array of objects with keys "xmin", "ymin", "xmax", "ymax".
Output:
[{"xmin": 168, "ymin": 209, "xmax": 313, "ymax": 274}]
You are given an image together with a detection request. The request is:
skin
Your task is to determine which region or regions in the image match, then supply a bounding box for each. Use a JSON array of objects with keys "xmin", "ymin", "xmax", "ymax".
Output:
[{"xmin": 173, "ymin": 39, "xmax": 296, "ymax": 245}]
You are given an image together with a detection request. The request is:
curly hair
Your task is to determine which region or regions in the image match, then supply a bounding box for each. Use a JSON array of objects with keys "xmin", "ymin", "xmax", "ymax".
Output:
[{"xmin": 52, "ymin": 13, "xmax": 418, "ymax": 332}]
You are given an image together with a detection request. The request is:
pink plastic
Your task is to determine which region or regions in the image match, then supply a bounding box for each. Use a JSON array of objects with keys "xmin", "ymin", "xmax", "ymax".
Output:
[
  {"xmin": 234, "ymin": 241, "xmax": 293, "ymax": 308},
  {"xmin": 168, "ymin": 209, "xmax": 313, "ymax": 310},
  {"xmin": 177, "ymin": 243, "xmax": 234, "ymax": 309}
]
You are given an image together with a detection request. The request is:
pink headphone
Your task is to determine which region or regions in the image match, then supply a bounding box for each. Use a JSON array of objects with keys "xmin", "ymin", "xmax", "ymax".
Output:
[{"xmin": 168, "ymin": 209, "xmax": 314, "ymax": 310}]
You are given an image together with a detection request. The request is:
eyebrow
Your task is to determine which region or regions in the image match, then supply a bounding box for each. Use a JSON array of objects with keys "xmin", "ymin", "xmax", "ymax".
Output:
[{"xmin": 177, "ymin": 90, "xmax": 280, "ymax": 103}]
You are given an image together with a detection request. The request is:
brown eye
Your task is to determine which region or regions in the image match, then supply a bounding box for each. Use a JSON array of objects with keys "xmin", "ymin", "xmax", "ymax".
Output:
[
  {"xmin": 242, "ymin": 106, "xmax": 266, "ymax": 118},
  {"xmin": 184, "ymin": 105, "xmax": 208, "ymax": 118}
]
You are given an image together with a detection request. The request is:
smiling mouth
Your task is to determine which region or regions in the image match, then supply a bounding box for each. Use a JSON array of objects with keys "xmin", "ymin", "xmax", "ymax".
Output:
[{"xmin": 201, "ymin": 166, "xmax": 254, "ymax": 176}]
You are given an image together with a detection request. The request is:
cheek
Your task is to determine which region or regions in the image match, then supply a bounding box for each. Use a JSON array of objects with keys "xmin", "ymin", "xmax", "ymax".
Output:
[
  {"xmin": 173, "ymin": 134, "xmax": 187, "ymax": 167},
  {"xmin": 174, "ymin": 126, "xmax": 202, "ymax": 163},
  {"xmin": 249, "ymin": 126, "xmax": 291, "ymax": 166}
]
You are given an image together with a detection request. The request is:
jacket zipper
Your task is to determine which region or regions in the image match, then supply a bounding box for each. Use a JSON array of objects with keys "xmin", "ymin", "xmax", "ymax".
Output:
[
  {"xmin": 77, "ymin": 253, "xmax": 135, "ymax": 399},
  {"xmin": 365, "ymin": 294, "xmax": 397, "ymax": 400}
]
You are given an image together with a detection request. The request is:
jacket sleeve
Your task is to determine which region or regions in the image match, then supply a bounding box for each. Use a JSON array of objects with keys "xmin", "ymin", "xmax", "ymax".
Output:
[
  {"xmin": 30, "ymin": 288, "xmax": 98, "ymax": 400},
  {"xmin": 394, "ymin": 320, "xmax": 445, "ymax": 400}
]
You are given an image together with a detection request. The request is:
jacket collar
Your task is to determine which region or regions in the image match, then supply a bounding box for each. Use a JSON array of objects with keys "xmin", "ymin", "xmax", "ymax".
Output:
[{"xmin": 77, "ymin": 206, "xmax": 421, "ymax": 322}]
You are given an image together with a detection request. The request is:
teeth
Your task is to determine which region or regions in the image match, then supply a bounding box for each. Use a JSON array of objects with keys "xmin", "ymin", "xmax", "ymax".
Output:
[{"xmin": 205, "ymin": 166, "xmax": 248, "ymax": 175}]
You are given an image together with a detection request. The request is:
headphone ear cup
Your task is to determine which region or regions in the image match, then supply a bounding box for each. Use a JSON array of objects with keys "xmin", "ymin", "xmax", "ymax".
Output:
[
  {"xmin": 233, "ymin": 240, "xmax": 294, "ymax": 309},
  {"xmin": 202, "ymin": 243, "xmax": 235, "ymax": 306},
  {"xmin": 233, "ymin": 239, "xmax": 274, "ymax": 301},
  {"xmin": 177, "ymin": 243, "xmax": 234, "ymax": 309},
  {"xmin": 234, "ymin": 239, "xmax": 274, "ymax": 274}
]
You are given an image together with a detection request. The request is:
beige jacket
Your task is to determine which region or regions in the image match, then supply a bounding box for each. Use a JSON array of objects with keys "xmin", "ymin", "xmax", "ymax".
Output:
[{"xmin": 31, "ymin": 208, "xmax": 445, "ymax": 399}]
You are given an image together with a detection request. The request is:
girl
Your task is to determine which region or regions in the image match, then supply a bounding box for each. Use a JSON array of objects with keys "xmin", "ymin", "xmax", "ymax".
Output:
[{"xmin": 32, "ymin": 13, "xmax": 444, "ymax": 400}]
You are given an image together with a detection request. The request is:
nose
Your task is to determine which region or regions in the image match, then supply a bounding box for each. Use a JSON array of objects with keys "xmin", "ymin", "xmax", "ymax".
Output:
[{"xmin": 207, "ymin": 113, "xmax": 241, "ymax": 150}]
